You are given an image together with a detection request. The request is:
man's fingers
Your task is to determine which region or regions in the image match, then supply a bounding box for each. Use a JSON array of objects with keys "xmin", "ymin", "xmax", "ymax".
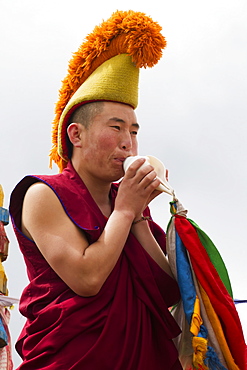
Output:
[{"xmin": 124, "ymin": 158, "xmax": 146, "ymax": 178}]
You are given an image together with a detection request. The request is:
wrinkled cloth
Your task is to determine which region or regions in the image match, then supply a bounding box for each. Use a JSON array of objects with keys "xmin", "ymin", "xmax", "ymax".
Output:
[
  {"xmin": 167, "ymin": 200, "xmax": 246, "ymax": 370},
  {"xmin": 0, "ymin": 308, "xmax": 12, "ymax": 370},
  {"xmin": 10, "ymin": 162, "xmax": 182, "ymax": 370}
]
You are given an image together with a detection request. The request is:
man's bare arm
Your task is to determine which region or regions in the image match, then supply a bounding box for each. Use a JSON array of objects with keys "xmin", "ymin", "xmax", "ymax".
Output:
[
  {"xmin": 22, "ymin": 159, "xmax": 161, "ymax": 297},
  {"xmin": 22, "ymin": 182, "xmax": 136, "ymax": 297}
]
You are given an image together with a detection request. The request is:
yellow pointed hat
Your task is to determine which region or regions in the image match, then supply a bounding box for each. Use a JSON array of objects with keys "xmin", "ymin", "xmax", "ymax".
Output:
[{"xmin": 50, "ymin": 10, "xmax": 167, "ymax": 171}]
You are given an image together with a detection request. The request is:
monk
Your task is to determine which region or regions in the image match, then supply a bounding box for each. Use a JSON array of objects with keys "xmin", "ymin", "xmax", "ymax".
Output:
[
  {"xmin": 10, "ymin": 10, "xmax": 185, "ymax": 369},
  {"xmin": 10, "ymin": 101, "xmax": 182, "ymax": 369}
]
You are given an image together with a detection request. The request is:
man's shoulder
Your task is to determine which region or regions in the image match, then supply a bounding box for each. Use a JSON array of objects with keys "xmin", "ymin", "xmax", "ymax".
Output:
[
  {"xmin": 10, "ymin": 170, "xmax": 69, "ymax": 211},
  {"xmin": 14, "ymin": 161, "xmax": 78, "ymax": 192}
]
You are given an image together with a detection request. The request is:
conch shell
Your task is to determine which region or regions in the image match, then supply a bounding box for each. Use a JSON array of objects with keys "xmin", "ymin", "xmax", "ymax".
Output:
[{"xmin": 123, "ymin": 155, "xmax": 174, "ymax": 196}]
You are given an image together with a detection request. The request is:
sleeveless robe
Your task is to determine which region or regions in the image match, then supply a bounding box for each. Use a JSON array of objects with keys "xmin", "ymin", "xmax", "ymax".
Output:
[{"xmin": 10, "ymin": 162, "xmax": 182, "ymax": 370}]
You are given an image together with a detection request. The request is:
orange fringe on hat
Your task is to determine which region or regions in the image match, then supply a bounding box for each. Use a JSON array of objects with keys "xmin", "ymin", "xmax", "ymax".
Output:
[{"xmin": 50, "ymin": 10, "xmax": 167, "ymax": 171}]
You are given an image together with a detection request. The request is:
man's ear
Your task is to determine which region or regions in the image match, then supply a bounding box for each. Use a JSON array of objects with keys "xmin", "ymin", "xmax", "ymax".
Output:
[{"xmin": 67, "ymin": 123, "xmax": 82, "ymax": 148}]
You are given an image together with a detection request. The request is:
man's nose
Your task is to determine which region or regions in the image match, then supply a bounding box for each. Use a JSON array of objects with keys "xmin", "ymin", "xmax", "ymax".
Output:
[{"xmin": 121, "ymin": 133, "xmax": 132, "ymax": 150}]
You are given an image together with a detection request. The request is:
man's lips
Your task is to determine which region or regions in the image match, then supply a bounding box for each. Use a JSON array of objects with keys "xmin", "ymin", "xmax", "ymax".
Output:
[
  {"xmin": 112, "ymin": 158, "xmax": 127, "ymax": 171},
  {"xmin": 113, "ymin": 157, "xmax": 127, "ymax": 163}
]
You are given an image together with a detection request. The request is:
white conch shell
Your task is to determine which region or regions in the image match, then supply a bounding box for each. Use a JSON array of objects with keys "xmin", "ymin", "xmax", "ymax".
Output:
[{"xmin": 123, "ymin": 155, "xmax": 174, "ymax": 196}]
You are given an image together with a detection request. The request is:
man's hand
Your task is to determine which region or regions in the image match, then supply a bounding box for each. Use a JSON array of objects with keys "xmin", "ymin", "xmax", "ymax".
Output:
[{"xmin": 117, "ymin": 158, "xmax": 162, "ymax": 220}]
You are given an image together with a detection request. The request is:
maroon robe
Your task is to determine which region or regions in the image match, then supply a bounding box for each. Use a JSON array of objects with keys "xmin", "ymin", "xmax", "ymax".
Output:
[{"xmin": 10, "ymin": 162, "xmax": 182, "ymax": 369}]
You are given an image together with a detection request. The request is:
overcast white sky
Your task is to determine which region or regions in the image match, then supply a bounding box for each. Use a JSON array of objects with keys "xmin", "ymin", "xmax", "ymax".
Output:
[{"xmin": 1, "ymin": 0, "xmax": 247, "ymax": 367}]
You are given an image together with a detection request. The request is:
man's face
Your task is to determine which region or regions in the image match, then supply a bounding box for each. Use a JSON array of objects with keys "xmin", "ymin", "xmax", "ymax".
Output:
[{"xmin": 79, "ymin": 102, "xmax": 139, "ymax": 183}]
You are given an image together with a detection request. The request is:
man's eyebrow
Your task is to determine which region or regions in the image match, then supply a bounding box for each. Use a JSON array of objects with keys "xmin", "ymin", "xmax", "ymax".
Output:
[
  {"xmin": 131, "ymin": 123, "xmax": 140, "ymax": 130},
  {"xmin": 109, "ymin": 117, "xmax": 140, "ymax": 129}
]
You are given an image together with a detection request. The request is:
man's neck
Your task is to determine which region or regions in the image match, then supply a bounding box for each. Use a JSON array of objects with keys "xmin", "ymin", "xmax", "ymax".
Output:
[{"xmin": 72, "ymin": 159, "xmax": 112, "ymax": 218}]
